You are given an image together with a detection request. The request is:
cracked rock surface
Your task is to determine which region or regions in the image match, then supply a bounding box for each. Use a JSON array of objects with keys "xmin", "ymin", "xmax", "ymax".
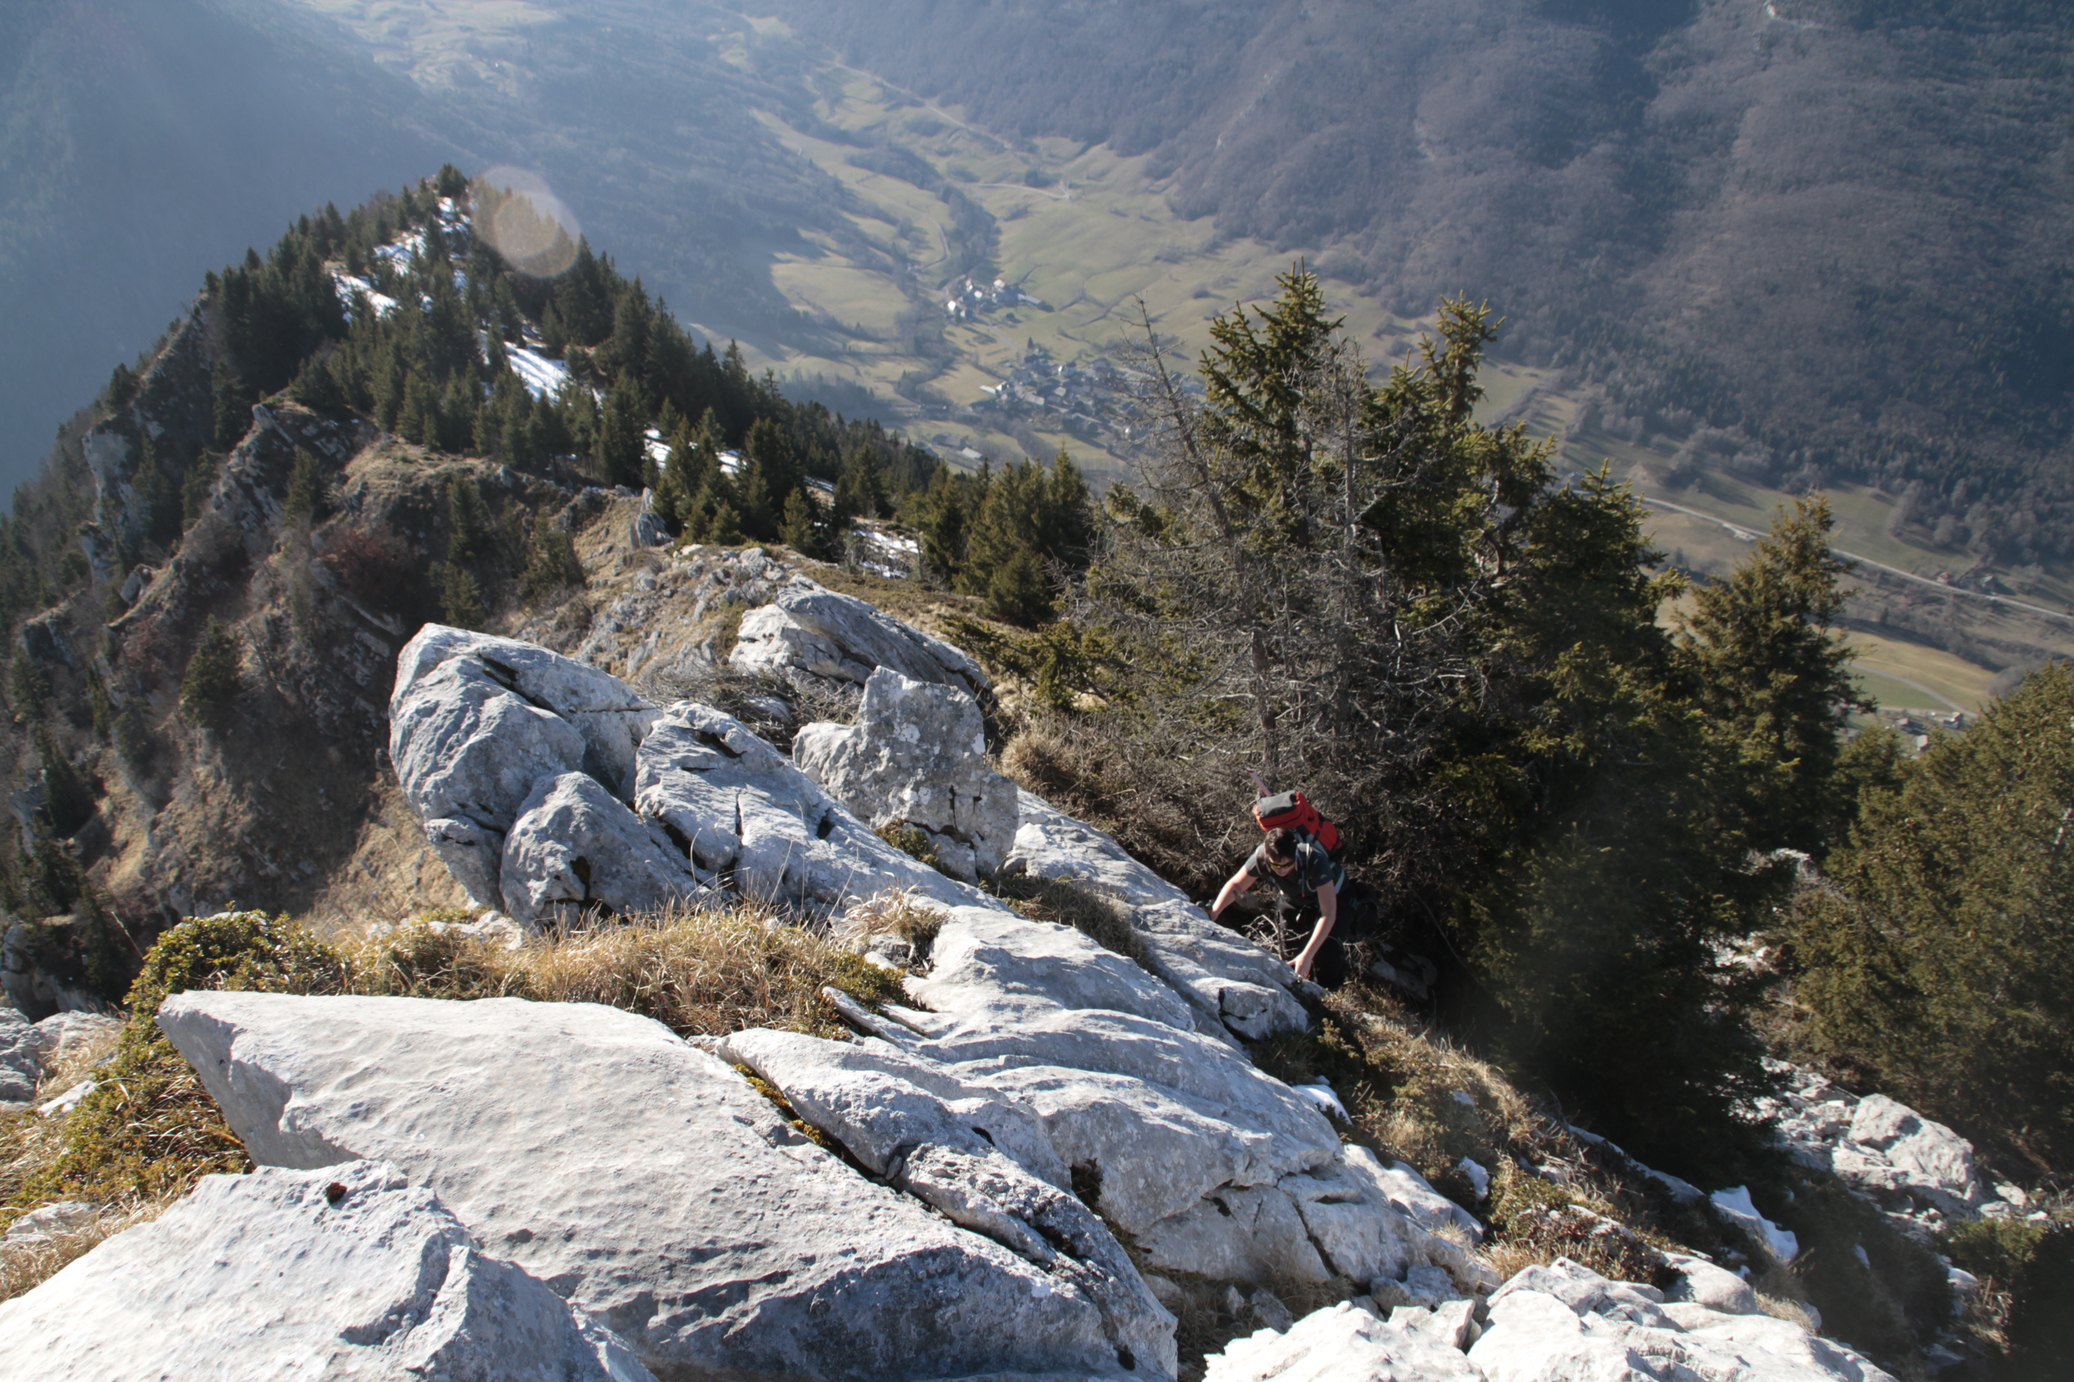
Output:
[
  {"xmin": 0, "ymin": 1159, "xmax": 655, "ymax": 1381},
  {"xmin": 156, "ymin": 991, "xmax": 1137, "ymax": 1382},
  {"xmin": 794, "ymin": 666, "xmax": 1020, "ymax": 881}
]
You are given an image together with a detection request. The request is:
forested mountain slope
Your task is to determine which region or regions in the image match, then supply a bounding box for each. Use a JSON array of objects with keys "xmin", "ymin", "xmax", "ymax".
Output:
[
  {"xmin": 10, "ymin": 0, "xmax": 2070, "ymax": 556},
  {"xmin": 0, "ymin": 0, "xmax": 454, "ymax": 490},
  {"xmin": 749, "ymin": 0, "xmax": 2074, "ymax": 556},
  {"xmin": 0, "ymin": 0, "xmax": 878, "ymax": 495}
]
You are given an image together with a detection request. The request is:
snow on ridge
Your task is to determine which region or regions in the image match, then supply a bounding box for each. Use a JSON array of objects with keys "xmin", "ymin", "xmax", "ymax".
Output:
[
  {"xmin": 506, "ymin": 345, "xmax": 571, "ymax": 401},
  {"xmin": 331, "ymin": 272, "xmax": 399, "ymax": 320},
  {"xmin": 645, "ymin": 428, "xmax": 672, "ymax": 469}
]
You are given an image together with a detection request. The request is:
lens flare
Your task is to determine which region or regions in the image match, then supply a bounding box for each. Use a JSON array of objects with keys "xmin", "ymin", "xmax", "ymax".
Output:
[{"xmin": 473, "ymin": 165, "xmax": 582, "ymax": 278}]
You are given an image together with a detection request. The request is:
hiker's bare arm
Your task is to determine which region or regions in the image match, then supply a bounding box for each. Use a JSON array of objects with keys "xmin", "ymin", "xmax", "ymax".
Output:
[
  {"xmin": 1207, "ymin": 864, "xmax": 1258, "ymax": 921},
  {"xmin": 1291, "ymin": 881, "xmax": 1338, "ymax": 981}
]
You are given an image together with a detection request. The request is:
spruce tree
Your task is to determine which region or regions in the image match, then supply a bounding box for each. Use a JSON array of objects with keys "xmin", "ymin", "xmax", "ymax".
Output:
[
  {"xmin": 440, "ymin": 562, "xmax": 490, "ymax": 630},
  {"xmin": 1792, "ymin": 663, "xmax": 2074, "ymax": 1168},
  {"xmin": 35, "ymin": 725, "xmax": 94, "ymax": 838},
  {"xmin": 522, "ymin": 521, "xmax": 586, "ymax": 604},
  {"xmin": 1682, "ymin": 495, "xmax": 1863, "ymax": 854},
  {"xmin": 179, "ymin": 617, "xmax": 242, "ymax": 733},
  {"xmin": 779, "ymin": 489, "xmax": 823, "ymax": 559},
  {"xmin": 597, "ymin": 379, "xmax": 646, "ymax": 489},
  {"xmin": 284, "ymin": 450, "xmax": 324, "ymax": 530},
  {"xmin": 446, "ymin": 475, "xmax": 489, "ymax": 564}
]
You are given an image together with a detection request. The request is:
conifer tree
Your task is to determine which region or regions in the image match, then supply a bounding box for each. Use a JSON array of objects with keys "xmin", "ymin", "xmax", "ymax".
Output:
[
  {"xmin": 9, "ymin": 650, "xmax": 49, "ymax": 722},
  {"xmin": 446, "ymin": 476, "xmax": 488, "ymax": 564},
  {"xmin": 85, "ymin": 664, "xmax": 112, "ymax": 741},
  {"xmin": 35, "ymin": 725, "xmax": 94, "ymax": 838},
  {"xmin": 1681, "ymin": 495, "xmax": 1864, "ymax": 855},
  {"xmin": 597, "ymin": 379, "xmax": 646, "ymax": 489},
  {"xmin": 284, "ymin": 450, "xmax": 324, "ymax": 530},
  {"xmin": 522, "ymin": 520, "xmax": 586, "ymax": 604},
  {"xmin": 704, "ymin": 500, "xmax": 744, "ymax": 547},
  {"xmin": 180, "ymin": 617, "xmax": 242, "ymax": 733},
  {"xmin": 1792, "ymin": 663, "xmax": 2074, "ymax": 1167},
  {"xmin": 440, "ymin": 562, "xmax": 489, "ymax": 630},
  {"xmin": 779, "ymin": 489, "xmax": 824, "ymax": 559}
]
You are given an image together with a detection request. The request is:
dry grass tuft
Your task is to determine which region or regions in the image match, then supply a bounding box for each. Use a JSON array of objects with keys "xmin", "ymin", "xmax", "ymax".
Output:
[
  {"xmin": 0, "ymin": 1195, "xmax": 172, "ymax": 1303},
  {"xmin": 340, "ymin": 902, "xmax": 906, "ymax": 1039},
  {"xmin": 837, "ymin": 889, "xmax": 947, "ymax": 967},
  {"xmin": 994, "ymin": 873, "xmax": 1152, "ymax": 970}
]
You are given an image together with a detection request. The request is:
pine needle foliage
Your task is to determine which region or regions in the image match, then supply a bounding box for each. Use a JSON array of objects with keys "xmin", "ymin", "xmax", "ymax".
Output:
[
  {"xmin": 177, "ymin": 617, "xmax": 241, "ymax": 733},
  {"xmin": 1061, "ymin": 269, "xmax": 1861, "ymax": 1170},
  {"xmin": 1789, "ymin": 662, "xmax": 2074, "ymax": 1170}
]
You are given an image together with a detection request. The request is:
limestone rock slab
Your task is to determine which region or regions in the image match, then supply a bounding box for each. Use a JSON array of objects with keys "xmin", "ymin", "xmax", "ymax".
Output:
[
  {"xmin": 731, "ymin": 585, "xmax": 989, "ymax": 699},
  {"xmin": 1204, "ymin": 1300, "xmax": 1482, "ymax": 1382},
  {"xmin": 158, "ymin": 991, "xmax": 1136, "ymax": 1382},
  {"xmin": 0, "ymin": 1008, "xmax": 43, "ymax": 1104},
  {"xmin": 633, "ymin": 701, "xmax": 991, "ymax": 914},
  {"xmin": 909, "ymin": 906, "xmax": 1197, "ymax": 1032},
  {"xmin": 390, "ymin": 625, "xmax": 654, "ymax": 907},
  {"xmin": 1005, "ymin": 792, "xmax": 1307, "ymax": 1039},
  {"xmin": 1344, "ymin": 1148, "xmax": 1485, "ymax": 1245},
  {"xmin": 794, "ymin": 668, "xmax": 1019, "ymax": 881},
  {"xmin": 499, "ymin": 771, "xmax": 707, "ymax": 926},
  {"xmin": 1470, "ymin": 1258, "xmax": 1899, "ymax": 1382},
  {"xmin": 0, "ymin": 1159, "xmax": 653, "ymax": 1381},
  {"xmin": 395, "ymin": 625, "xmax": 658, "ymax": 794},
  {"xmin": 717, "ymin": 1028, "xmax": 1175, "ymax": 1380}
]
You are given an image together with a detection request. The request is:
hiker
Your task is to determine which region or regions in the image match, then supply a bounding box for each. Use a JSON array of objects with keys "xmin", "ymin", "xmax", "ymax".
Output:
[{"xmin": 1207, "ymin": 825, "xmax": 1348, "ymax": 984}]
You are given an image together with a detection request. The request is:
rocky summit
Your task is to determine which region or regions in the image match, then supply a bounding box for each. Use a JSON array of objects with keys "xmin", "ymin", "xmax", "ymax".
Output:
[{"xmin": 0, "ymin": 585, "xmax": 1931, "ymax": 1382}]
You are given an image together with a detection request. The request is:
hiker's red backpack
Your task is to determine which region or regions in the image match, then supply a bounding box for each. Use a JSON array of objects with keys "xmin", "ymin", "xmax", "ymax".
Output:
[{"xmin": 1252, "ymin": 790, "xmax": 1342, "ymax": 858}]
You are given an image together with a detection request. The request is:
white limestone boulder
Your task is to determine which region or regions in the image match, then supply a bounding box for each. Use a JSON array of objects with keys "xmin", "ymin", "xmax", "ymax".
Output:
[
  {"xmin": 0, "ymin": 1009, "xmax": 121, "ymax": 1107},
  {"xmin": 0, "ymin": 1008, "xmax": 43, "ymax": 1104},
  {"xmin": 498, "ymin": 771, "xmax": 707, "ymax": 926},
  {"xmin": 1847, "ymin": 1094, "xmax": 1985, "ymax": 1215},
  {"xmin": 793, "ymin": 667, "xmax": 1019, "ymax": 881},
  {"xmin": 632, "ymin": 700, "xmax": 991, "ymax": 914},
  {"xmin": 1203, "ymin": 1300, "xmax": 1482, "ymax": 1382},
  {"xmin": 1005, "ymin": 790, "xmax": 1307, "ymax": 1040},
  {"xmin": 717, "ymin": 1027, "xmax": 1175, "ymax": 1379},
  {"xmin": 731, "ymin": 584, "xmax": 990, "ymax": 698},
  {"xmin": 395, "ymin": 625, "xmax": 658, "ymax": 792},
  {"xmin": 0, "ymin": 1159, "xmax": 653, "ymax": 1381},
  {"xmin": 908, "ymin": 905, "xmax": 1197, "ymax": 1032},
  {"xmin": 845, "ymin": 906, "xmax": 1486, "ymax": 1300},
  {"xmin": 1664, "ymin": 1253, "xmax": 1758, "ymax": 1315},
  {"xmin": 158, "ymin": 990, "xmax": 1139, "ymax": 1382},
  {"xmin": 1003, "ymin": 787, "xmax": 1194, "ymax": 910},
  {"xmin": 1343, "ymin": 1148, "xmax": 1485, "ymax": 1245},
  {"xmin": 389, "ymin": 625, "xmax": 658, "ymax": 906},
  {"xmin": 1469, "ymin": 1258, "xmax": 1898, "ymax": 1382}
]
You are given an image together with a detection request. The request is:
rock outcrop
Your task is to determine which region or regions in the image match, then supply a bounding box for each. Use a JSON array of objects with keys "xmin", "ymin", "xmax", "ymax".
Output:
[
  {"xmin": 499, "ymin": 771, "xmax": 706, "ymax": 926},
  {"xmin": 633, "ymin": 699, "xmax": 990, "ymax": 914},
  {"xmin": 1202, "ymin": 1258, "xmax": 1898, "ymax": 1382},
  {"xmin": 825, "ymin": 903, "xmax": 1489, "ymax": 1303},
  {"xmin": 794, "ymin": 666, "xmax": 1020, "ymax": 881},
  {"xmin": 731, "ymin": 583, "xmax": 990, "ymax": 700},
  {"xmin": 1007, "ymin": 789, "xmax": 1308, "ymax": 1040},
  {"xmin": 157, "ymin": 990, "xmax": 1147, "ymax": 1382},
  {"xmin": 0, "ymin": 1159, "xmax": 654, "ymax": 1381},
  {"xmin": 1763, "ymin": 1062, "xmax": 2023, "ymax": 1230},
  {"xmin": 1466, "ymin": 1258, "xmax": 1895, "ymax": 1382},
  {"xmin": 0, "ymin": 1008, "xmax": 118, "ymax": 1108},
  {"xmin": 389, "ymin": 625, "xmax": 660, "ymax": 909}
]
